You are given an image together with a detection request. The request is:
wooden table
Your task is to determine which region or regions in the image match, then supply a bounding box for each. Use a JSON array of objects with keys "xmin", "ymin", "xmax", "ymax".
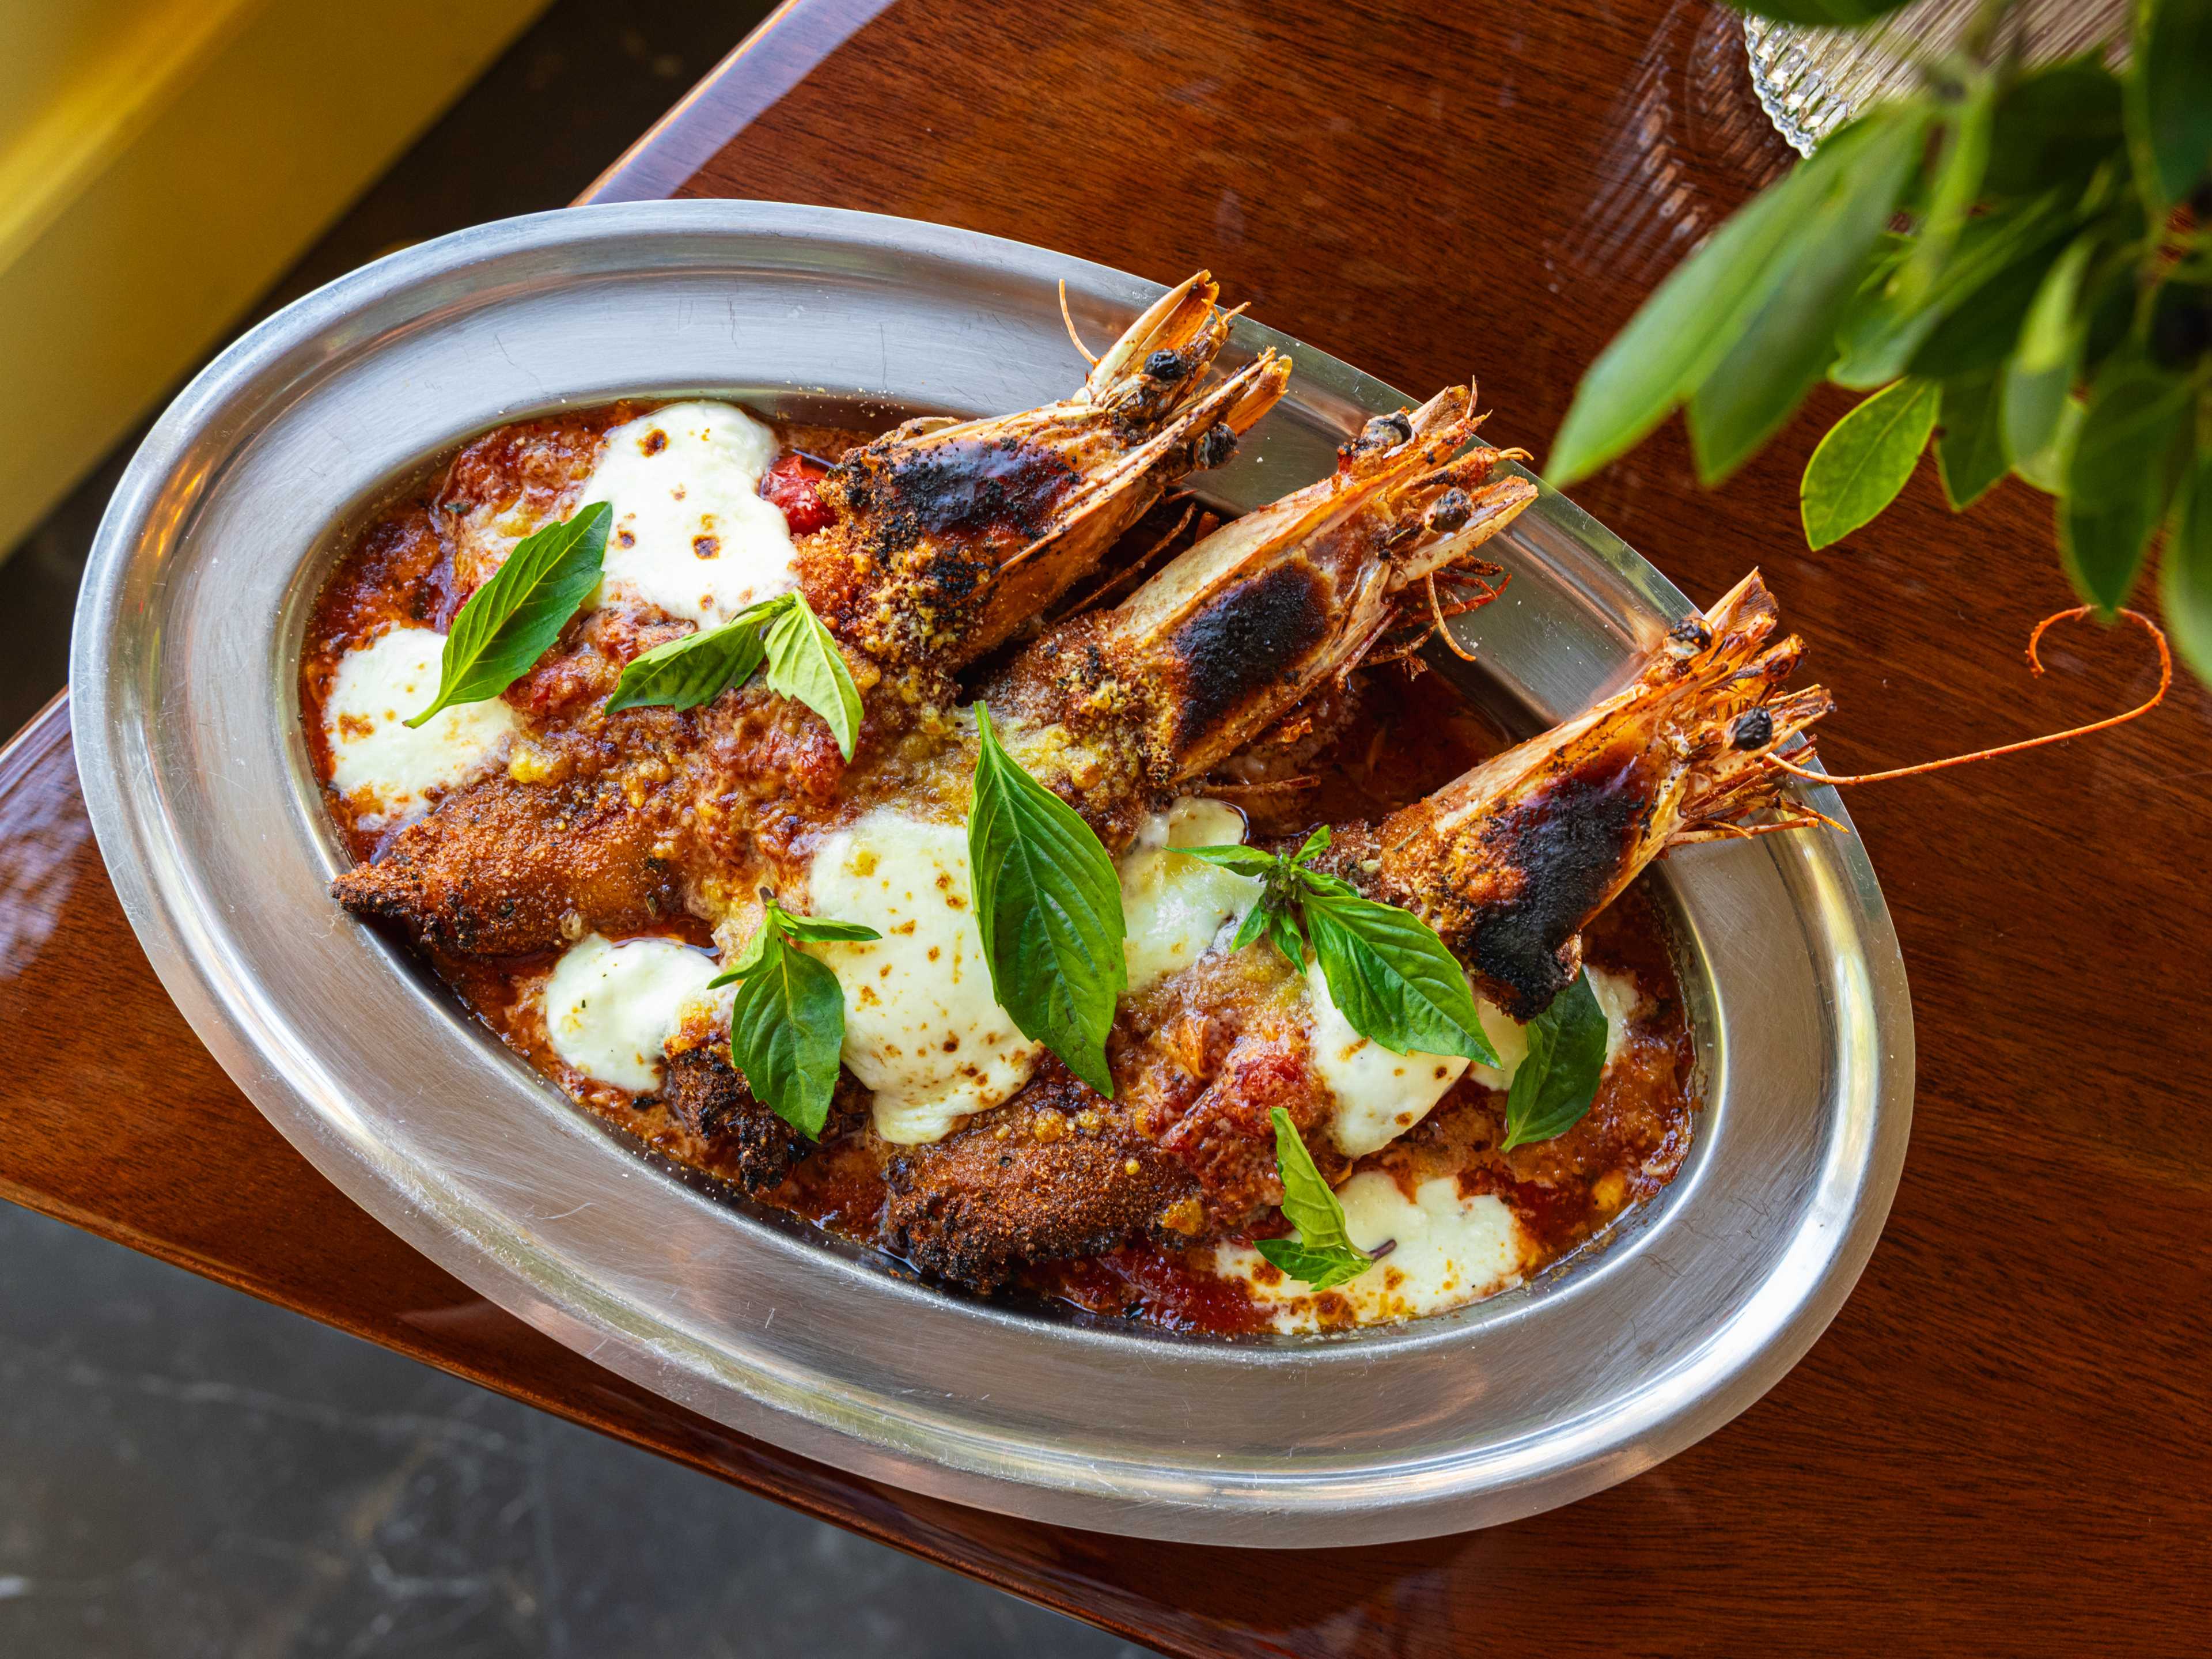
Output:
[{"xmin": 8, "ymin": 1, "xmax": 2205, "ymax": 1650}]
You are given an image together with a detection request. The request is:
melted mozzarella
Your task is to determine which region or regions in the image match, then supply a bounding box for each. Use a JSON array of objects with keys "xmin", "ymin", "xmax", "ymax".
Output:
[
  {"xmin": 580, "ymin": 401, "xmax": 798, "ymax": 626},
  {"xmin": 1119, "ymin": 797, "xmax": 1262, "ymax": 994},
  {"xmin": 324, "ymin": 625, "xmax": 518, "ymax": 830},
  {"xmin": 806, "ymin": 811, "xmax": 1042, "ymax": 1144},
  {"xmin": 1465, "ymin": 964, "xmax": 1643, "ymax": 1090},
  {"xmin": 1318, "ymin": 963, "xmax": 1649, "ymax": 1156},
  {"xmin": 1213, "ymin": 1173, "xmax": 1529, "ymax": 1332},
  {"xmin": 542, "ymin": 934, "xmax": 723, "ymax": 1093},
  {"xmin": 1310, "ymin": 961, "xmax": 1472, "ymax": 1158}
]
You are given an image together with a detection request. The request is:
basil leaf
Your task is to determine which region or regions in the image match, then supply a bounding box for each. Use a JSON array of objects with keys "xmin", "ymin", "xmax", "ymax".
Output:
[
  {"xmin": 1301, "ymin": 885, "xmax": 1499, "ymax": 1064},
  {"xmin": 1800, "ymin": 378, "xmax": 1940, "ymax": 550},
  {"xmin": 1181, "ymin": 844, "xmax": 1279, "ymax": 877},
  {"xmin": 2161, "ymin": 457, "xmax": 2212, "ymax": 686},
  {"xmin": 2127, "ymin": 0, "xmax": 2212, "ymax": 209},
  {"xmin": 1253, "ymin": 1238, "xmax": 1370, "ymax": 1290},
  {"xmin": 2060, "ymin": 354, "xmax": 2196, "ymax": 613},
  {"xmin": 778, "ymin": 915, "xmax": 883, "ymax": 944},
  {"xmin": 1935, "ymin": 365, "xmax": 2010, "ymax": 513},
  {"xmin": 1291, "ymin": 825, "xmax": 1332, "ymax": 865},
  {"xmin": 1544, "ymin": 149, "xmax": 1826, "ymax": 486},
  {"xmin": 1985, "ymin": 57, "xmax": 2126, "ymax": 199},
  {"xmin": 1688, "ymin": 104, "xmax": 1931, "ymax": 484},
  {"xmin": 407, "ymin": 502, "xmax": 608, "ymax": 726},
  {"xmin": 761, "ymin": 593, "xmax": 864, "ymax": 760},
  {"xmin": 1255, "ymin": 1107, "xmax": 1370, "ymax": 1291},
  {"xmin": 605, "ymin": 615, "xmax": 767, "ymax": 714},
  {"xmin": 727, "ymin": 931, "xmax": 848, "ymax": 1138},
  {"xmin": 967, "ymin": 706, "xmax": 1127, "ymax": 1096},
  {"xmin": 1228, "ymin": 889, "xmax": 1283, "ymax": 954},
  {"xmin": 1501, "ymin": 970, "xmax": 1609, "ymax": 1150},
  {"xmin": 1263, "ymin": 904, "xmax": 1312, "ymax": 971}
]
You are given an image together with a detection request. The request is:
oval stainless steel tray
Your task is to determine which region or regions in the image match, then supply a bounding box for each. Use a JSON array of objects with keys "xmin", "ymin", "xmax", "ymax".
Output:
[{"xmin": 70, "ymin": 201, "xmax": 1912, "ymax": 1546}]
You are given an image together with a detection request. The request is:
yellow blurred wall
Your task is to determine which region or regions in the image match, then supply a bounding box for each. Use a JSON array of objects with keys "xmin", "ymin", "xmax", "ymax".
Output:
[{"xmin": 0, "ymin": 0, "xmax": 550, "ymax": 558}]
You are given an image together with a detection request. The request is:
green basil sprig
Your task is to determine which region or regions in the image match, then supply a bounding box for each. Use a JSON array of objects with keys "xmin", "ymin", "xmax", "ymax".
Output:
[
  {"xmin": 1499, "ymin": 969, "xmax": 1609, "ymax": 1150},
  {"xmin": 965, "ymin": 706, "xmax": 1127, "ymax": 1096},
  {"xmin": 1547, "ymin": 1, "xmax": 2212, "ymax": 685},
  {"xmin": 407, "ymin": 502, "xmax": 609, "ymax": 726},
  {"xmin": 1254, "ymin": 1107, "xmax": 1372, "ymax": 1291},
  {"xmin": 708, "ymin": 896, "xmax": 880, "ymax": 1138},
  {"xmin": 605, "ymin": 590, "xmax": 864, "ymax": 760},
  {"xmin": 1185, "ymin": 828, "xmax": 1500, "ymax": 1066}
]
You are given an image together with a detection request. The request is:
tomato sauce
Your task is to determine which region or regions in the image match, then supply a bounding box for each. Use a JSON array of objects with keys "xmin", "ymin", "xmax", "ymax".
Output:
[{"xmin": 302, "ymin": 397, "xmax": 1704, "ymax": 1339}]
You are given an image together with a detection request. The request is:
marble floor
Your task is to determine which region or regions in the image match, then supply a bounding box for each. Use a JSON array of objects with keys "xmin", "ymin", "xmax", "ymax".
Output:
[{"xmin": 1, "ymin": 2, "xmax": 1156, "ymax": 1652}]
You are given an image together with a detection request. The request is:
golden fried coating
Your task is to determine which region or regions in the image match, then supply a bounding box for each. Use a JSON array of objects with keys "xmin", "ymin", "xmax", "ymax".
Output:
[
  {"xmin": 332, "ymin": 774, "xmax": 683, "ymax": 957},
  {"xmin": 881, "ymin": 1063, "xmax": 1201, "ymax": 1290}
]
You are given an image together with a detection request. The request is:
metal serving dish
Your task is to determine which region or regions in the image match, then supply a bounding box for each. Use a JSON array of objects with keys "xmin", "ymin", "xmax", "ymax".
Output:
[{"xmin": 71, "ymin": 202, "xmax": 1912, "ymax": 1546}]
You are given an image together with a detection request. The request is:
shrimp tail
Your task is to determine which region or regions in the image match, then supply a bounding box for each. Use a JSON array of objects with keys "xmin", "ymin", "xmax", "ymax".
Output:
[{"xmin": 1377, "ymin": 570, "xmax": 1834, "ymax": 1019}]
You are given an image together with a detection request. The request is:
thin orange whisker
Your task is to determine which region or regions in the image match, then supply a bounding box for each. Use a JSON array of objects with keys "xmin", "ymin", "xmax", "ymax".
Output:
[
  {"xmin": 1426, "ymin": 571, "xmax": 1481, "ymax": 662},
  {"xmin": 1767, "ymin": 607, "xmax": 2170, "ymax": 787},
  {"xmin": 1059, "ymin": 280, "xmax": 1099, "ymax": 366}
]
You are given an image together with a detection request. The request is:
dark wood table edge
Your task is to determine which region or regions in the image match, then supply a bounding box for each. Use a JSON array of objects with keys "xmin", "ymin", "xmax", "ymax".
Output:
[{"xmin": 5, "ymin": 687, "xmax": 1203, "ymax": 1654}]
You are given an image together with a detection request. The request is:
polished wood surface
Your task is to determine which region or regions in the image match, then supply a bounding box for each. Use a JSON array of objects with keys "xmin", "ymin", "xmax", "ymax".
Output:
[{"xmin": 12, "ymin": 1, "xmax": 2207, "ymax": 1650}]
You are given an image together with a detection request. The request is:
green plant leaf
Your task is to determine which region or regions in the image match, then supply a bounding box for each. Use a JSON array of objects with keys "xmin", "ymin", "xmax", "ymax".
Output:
[
  {"xmin": 1984, "ymin": 56, "xmax": 2127, "ymax": 199},
  {"xmin": 1543, "ymin": 150, "xmax": 1831, "ymax": 486},
  {"xmin": 1253, "ymin": 1107, "xmax": 1370, "ymax": 1290},
  {"xmin": 726, "ymin": 929, "xmax": 850, "ymax": 1139},
  {"xmin": 2162, "ymin": 456, "xmax": 2212, "ymax": 684},
  {"xmin": 1800, "ymin": 378, "xmax": 1941, "ymax": 548},
  {"xmin": 1301, "ymin": 885, "xmax": 1499, "ymax": 1065},
  {"xmin": 1726, "ymin": 0, "xmax": 1918, "ymax": 22},
  {"xmin": 1688, "ymin": 104, "xmax": 1932, "ymax": 484},
  {"xmin": 761, "ymin": 593, "xmax": 865, "ymax": 761},
  {"xmin": 966, "ymin": 706, "xmax": 1127, "ymax": 1096},
  {"xmin": 2080, "ymin": 262, "xmax": 2143, "ymax": 382},
  {"xmin": 2059, "ymin": 353, "xmax": 2196, "ymax": 612},
  {"xmin": 1501, "ymin": 971, "xmax": 1609, "ymax": 1150},
  {"xmin": 2127, "ymin": 0, "xmax": 2212, "ymax": 209},
  {"xmin": 407, "ymin": 503, "xmax": 608, "ymax": 726},
  {"xmin": 2000, "ymin": 237, "xmax": 2097, "ymax": 469},
  {"xmin": 604, "ymin": 615, "xmax": 768, "ymax": 714},
  {"xmin": 1893, "ymin": 77, "xmax": 1994, "ymax": 309},
  {"xmin": 1835, "ymin": 192, "xmax": 2075, "ymax": 388},
  {"xmin": 1908, "ymin": 223, "xmax": 2084, "ymax": 380},
  {"xmin": 2014, "ymin": 393, "xmax": 2087, "ymax": 493},
  {"xmin": 1936, "ymin": 365, "xmax": 2012, "ymax": 512}
]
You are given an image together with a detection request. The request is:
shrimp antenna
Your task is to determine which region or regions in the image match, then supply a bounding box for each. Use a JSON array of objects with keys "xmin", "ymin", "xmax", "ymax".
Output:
[
  {"xmin": 1767, "ymin": 607, "xmax": 2171, "ymax": 788},
  {"xmin": 1058, "ymin": 281, "xmax": 1099, "ymax": 366}
]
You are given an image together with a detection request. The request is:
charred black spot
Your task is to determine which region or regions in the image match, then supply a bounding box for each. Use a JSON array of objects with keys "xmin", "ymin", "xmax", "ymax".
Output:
[
  {"xmin": 1425, "ymin": 488, "xmax": 1472, "ymax": 533},
  {"xmin": 1194, "ymin": 422, "xmax": 1237, "ymax": 469},
  {"xmin": 1732, "ymin": 708, "xmax": 1774, "ymax": 750},
  {"xmin": 1145, "ymin": 349, "xmax": 1187, "ymax": 381},
  {"xmin": 1167, "ymin": 559, "xmax": 1328, "ymax": 756},
  {"xmin": 1669, "ymin": 614, "xmax": 1713, "ymax": 651},
  {"xmin": 662, "ymin": 1048, "xmax": 815, "ymax": 1191},
  {"xmin": 844, "ymin": 437, "xmax": 1077, "ymax": 559},
  {"xmin": 1356, "ymin": 410, "xmax": 1413, "ymax": 451},
  {"xmin": 1467, "ymin": 754, "xmax": 1649, "ymax": 1018}
]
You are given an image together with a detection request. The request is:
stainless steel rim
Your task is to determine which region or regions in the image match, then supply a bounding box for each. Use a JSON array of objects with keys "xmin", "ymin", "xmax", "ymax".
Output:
[{"xmin": 70, "ymin": 200, "xmax": 1913, "ymax": 1544}]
